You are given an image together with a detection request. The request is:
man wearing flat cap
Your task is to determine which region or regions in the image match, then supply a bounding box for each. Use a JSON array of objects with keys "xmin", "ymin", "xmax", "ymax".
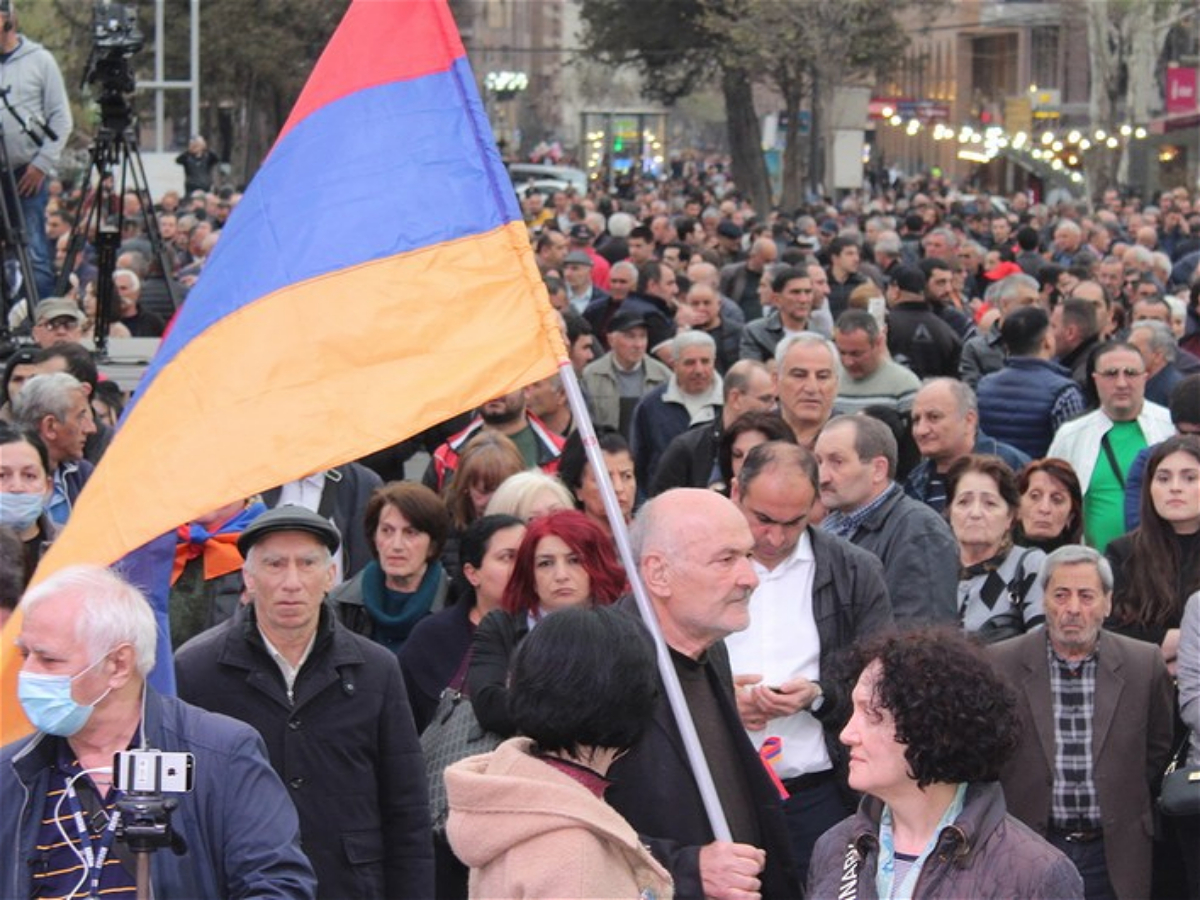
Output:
[
  {"xmin": 567, "ymin": 221, "xmax": 611, "ymax": 289},
  {"xmin": 175, "ymin": 505, "xmax": 433, "ymax": 899},
  {"xmin": 562, "ymin": 248, "xmax": 608, "ymax": 314}
]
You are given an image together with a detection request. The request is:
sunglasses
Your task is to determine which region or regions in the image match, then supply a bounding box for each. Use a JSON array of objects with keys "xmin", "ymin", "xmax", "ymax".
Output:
[{"xmin": 1094, "ymin": 367, "xmax": 1145, "ymax": 380}]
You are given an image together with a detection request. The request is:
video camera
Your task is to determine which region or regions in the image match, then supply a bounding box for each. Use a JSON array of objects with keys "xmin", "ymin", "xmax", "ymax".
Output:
[
  {"xmin": 83, "ymin": 2, "xmax": 143, "ymax": 98},
  {"xmin": 92, "ymin": 2, "xmax": 143, "ymax": 55}
]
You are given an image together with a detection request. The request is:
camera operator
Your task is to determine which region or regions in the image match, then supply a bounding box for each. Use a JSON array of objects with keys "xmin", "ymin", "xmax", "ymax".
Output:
[
  {"xmin": 0, "ymin": 0, "xmax": 71, "ymax": 301},
  {"xmin": 2, "ymin": 565, "xmax": 317, "ymax": 898}
]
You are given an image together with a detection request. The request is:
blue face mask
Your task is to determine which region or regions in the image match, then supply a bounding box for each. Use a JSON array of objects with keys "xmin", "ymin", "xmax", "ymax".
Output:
[
  {"xmin": 18, "ymin": 656, "xmax": 112, "ymax": 737},
  {"xmin": 0, "ymin": 491, "xmax": 44, "ymax": 532}
]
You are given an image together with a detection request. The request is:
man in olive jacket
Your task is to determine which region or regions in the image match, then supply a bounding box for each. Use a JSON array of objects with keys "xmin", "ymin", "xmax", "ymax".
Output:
[{"xmin": 176, "ymin": 505, "xmax": 433, "ymax": 899}]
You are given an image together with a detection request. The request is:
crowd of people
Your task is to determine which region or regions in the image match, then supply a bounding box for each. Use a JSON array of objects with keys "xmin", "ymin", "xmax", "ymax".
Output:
[{"xmin": 3, "ymin": 142, "xmax": 1200, "ymax": 898}]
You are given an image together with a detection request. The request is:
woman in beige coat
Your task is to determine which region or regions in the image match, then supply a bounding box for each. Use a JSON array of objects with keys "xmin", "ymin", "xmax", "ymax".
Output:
[{"xmin": 445, "ymin": 605, "xmax": 672, "ymax": 900}]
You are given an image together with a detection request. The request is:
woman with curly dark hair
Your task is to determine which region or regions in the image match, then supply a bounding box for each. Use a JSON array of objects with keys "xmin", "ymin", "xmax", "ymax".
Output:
[{"xmin": 808, "ymin": 629, "xmax": 1082, "ymax": 899}]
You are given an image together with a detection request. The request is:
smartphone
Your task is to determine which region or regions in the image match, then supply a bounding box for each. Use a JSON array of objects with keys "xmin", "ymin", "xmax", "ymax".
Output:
[{"xmin": 114, "ymin": 749, "xmax": 195, "ymax": 793}]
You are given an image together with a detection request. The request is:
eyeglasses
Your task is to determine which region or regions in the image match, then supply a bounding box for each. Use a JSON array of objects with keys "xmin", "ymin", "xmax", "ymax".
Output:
[
  {"xmin": 38, "ymin": 316, "xmax": 80, "ymax": 331},
  {"xmin": 1095, "ymin": 367, "xmax": 1146, "ymax": 380}
]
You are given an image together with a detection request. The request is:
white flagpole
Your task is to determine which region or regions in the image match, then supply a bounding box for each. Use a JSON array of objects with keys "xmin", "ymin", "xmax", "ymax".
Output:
[{"xmin": 558, "ymin": 359, "xmax": 732, "ymax": 842}]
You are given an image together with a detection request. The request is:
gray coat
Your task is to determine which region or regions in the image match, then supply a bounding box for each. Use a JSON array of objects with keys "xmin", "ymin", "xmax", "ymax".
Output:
[
  {"xmin": 809, "ymin": 783, "xmax": 1083, "ymax": 899},
  {"xmin": 844, "ymin": 486, "xmax": 960, "ymax": 627},
  {"xmin": 580, "ymin": 351, "xmax": 672, "ymax": 434},
  {"xmin": 959, "ymin": 324, "xmax": 1005, "ymax": 388},
  {"xmin": 805, "ymin": 528, "xmax": 895, "ymax": 774},
  {"xmin": 738, "ymin": 309, "xmax": 786, "ymax": 363}
]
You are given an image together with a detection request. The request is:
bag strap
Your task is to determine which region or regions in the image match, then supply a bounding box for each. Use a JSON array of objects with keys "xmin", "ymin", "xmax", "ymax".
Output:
[
  {"xmin": 1100, "ymin": 432, "xmax": 1126, "ymax": 489},
  {"xmin": 1165, "ymin": 733, "xmax": 1191, "ymax": 777},
  {"xmin": 838, "ymin": 840, "xmax": 860, "ymax": 900},
  {"xmin": 447, "ymin": 648, "xmax": 472, "ymax": 694}
]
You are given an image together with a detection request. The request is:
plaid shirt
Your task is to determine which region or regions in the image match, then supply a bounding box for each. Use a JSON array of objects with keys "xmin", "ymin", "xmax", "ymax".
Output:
[
  {"xmin": 820, "ymin": 482, "xmax": 900, "ymax": 539},
  {"xmin": 1047, "ymin": 637, "xmax": 1101, "ymax": 830}
]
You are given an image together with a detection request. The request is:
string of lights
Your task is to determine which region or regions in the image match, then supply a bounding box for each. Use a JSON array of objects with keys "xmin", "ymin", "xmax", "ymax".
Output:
[{"xmin": 875, "ymin": 101, "xmax": 1153, "ymax": 186}]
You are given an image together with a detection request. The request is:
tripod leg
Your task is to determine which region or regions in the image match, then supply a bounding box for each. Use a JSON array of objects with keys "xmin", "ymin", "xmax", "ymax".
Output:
[
  {"xmin": 0, "ymin": 137, "xmax": 43, "ymax": 331},
  {"xmin": 15, "ymin": 173, "xmax": 55, "ymax": 300},
  {"xmin": 121, "ymin": 133, "xmax": 179, "ymax": 312}
]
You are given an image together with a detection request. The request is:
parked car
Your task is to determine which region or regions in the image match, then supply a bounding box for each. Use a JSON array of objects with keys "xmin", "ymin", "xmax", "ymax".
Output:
[{"xmin": 506, "ymin": 163, "xmax": 587, "ymax": 194}]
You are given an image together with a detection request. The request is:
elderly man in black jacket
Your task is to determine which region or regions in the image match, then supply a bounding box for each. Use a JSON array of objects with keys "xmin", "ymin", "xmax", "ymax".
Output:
[
  {"xmin": 608, "ymin": 489, "xmax": 802, "ymax": 900},
  {"xmin": 175, "ymin": 505, "xmax": 433, "ymax": 899}
]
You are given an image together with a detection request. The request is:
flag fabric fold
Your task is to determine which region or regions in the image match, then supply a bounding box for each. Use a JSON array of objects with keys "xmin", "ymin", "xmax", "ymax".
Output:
[{"xmin": 0, "ymin": 0, "xmax": 564, "ymax": 743}]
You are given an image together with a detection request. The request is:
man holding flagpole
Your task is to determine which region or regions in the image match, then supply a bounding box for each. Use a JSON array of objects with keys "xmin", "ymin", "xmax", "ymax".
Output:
[{"xmin": 606, "ymin": 488, "xmax": 801, "ymax": 900}]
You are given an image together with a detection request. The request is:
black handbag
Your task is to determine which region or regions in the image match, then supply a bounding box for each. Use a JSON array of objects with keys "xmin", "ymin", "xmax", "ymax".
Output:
[
  {"xmin": 420, "ymin": 682, "xmax": 501, "ymax": 833},
  {"xmin": 1159, "ymin": 737, "xmax": 1200, "ymax": 817}
]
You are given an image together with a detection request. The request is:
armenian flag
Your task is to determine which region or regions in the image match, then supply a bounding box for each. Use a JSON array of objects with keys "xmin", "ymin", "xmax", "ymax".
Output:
[{"xmin": 0, "ymin": 0, "xmax": 564, "ymax": 742}]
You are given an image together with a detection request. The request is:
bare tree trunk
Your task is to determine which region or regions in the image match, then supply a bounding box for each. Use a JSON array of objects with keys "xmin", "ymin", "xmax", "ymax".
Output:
[
  {"xmin": 721, "ymin": 67, "xmax": 771, "ymax": 213},
  {"xmin": 807, "ymin": 63, "xmax": 822, "ymax": 198},
  {"xmin": 1119, "ymin": 0, "xmax": 1183, "ymax": 185},
  {"xmin": 780, "ymin": 83, "xmax": 806, "ymax": 211},
  {"xmin": 1084, "ymin": 0, "xmax": 1120, "ymax": 197}
]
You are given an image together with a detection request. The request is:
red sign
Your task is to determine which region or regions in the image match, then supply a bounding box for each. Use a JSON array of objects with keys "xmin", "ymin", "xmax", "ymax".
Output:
[{"xmin": 1166, "ymin": 67, "xmax": 1197, "ymax": 116}]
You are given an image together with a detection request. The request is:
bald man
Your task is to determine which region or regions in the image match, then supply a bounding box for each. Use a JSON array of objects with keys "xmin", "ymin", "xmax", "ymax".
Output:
[{"xmin": 607, "ymin": 489, "xmax": 802, "ymax": 900}]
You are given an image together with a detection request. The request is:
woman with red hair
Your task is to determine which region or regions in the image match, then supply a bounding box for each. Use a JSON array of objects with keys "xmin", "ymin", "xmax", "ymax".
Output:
[{"xmin": 467, "ymin": 510, "xmax": 625, "ymax": 736}]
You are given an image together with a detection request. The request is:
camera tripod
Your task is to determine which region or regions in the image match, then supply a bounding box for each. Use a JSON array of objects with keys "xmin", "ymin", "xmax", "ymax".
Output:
[
  {"xmin": 0, "ymin": 88, "xmax": 49, "ymax": 351},
  {"xmin": 58, "ymin": 74, "xmax": 177, "ymax": 358},
  {"xmin": 116, "ymin": 790, "xmax": 186, "ymax": 900}
]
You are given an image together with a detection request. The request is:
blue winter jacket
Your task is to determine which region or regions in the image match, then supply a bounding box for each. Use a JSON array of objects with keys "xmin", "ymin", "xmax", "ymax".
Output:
[
  {"xmin": 977, "ymin": 357, "xmax": 1081, "ymax": 459},
  {"xmin": 1, "ymin": 689, "xmax": 316, "ymax": 899}
]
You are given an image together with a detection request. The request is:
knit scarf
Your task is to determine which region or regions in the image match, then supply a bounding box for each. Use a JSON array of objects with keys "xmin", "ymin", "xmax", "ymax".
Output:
[{"xmin": 359, "ymin": 559, "xmax": 443, "ymax": 654}]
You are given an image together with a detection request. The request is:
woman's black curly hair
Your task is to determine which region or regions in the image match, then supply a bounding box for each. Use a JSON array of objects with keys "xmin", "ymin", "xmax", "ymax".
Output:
[{"xmin": 850, "ymin": 628, "xmax": 1021, "ymax": 788}]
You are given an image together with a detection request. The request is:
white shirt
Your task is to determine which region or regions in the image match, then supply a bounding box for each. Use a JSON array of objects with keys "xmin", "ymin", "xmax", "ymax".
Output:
[
  {"xmin": 277, "ymin": 471, "xmax": 345, "ymax": 584},
  {"xmin": 725, "ymin": 530, "xmax": 832, "ymax": 778},
  {"xmin": 258, "ymin": 626, "xmax": 317, "ymax": 704}
]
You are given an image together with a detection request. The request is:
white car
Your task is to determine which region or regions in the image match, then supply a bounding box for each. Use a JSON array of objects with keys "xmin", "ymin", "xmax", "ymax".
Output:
[{"xmin": 507, "ymin": 163, "xmax": 587, "ymax": 194}]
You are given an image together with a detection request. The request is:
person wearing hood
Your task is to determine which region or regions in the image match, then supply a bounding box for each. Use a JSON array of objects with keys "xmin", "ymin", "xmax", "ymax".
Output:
[
  {"xmin": 446, "ymin": 605, "xmax": 672, "ymax": 900},
  {"xmin": 0, "ymin": 0, "xmax": 72, "ymax": 301}
]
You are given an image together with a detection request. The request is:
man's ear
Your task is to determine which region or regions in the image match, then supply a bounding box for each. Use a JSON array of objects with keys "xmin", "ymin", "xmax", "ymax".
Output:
[
  {"xmin": 640, "ymin": 553, "xmax": 671, "ymax": 598},
  {"xmin": 871, "ymin": 455, "xmax": 890, "ymax": 485},
  {"xmin": 39, "ymin": 413, "xmax": 59, "ymax": 443},
  {"xmin": 106, "ymin": 643, "xmax": 139, "ymax": 690}
]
